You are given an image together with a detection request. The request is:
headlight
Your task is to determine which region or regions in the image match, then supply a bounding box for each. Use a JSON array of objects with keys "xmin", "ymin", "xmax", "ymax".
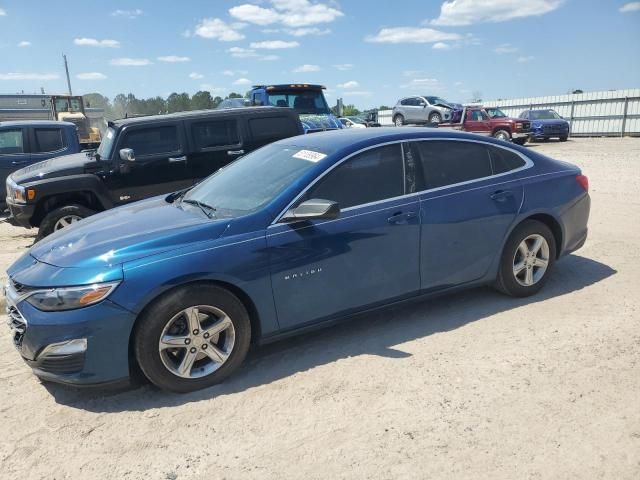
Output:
[{"xmin": 24, "ymin": 282, "xmax": 120, "ymax": 311}]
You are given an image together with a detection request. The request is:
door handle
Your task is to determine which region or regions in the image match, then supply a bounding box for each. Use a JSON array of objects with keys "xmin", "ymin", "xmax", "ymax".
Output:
[
  {"xmin": 387, "ymin": 211, "xmax": 417, "ymax": 224},
  {"xmin": 490, "ymin": 190, "xmax": 513, "ymax": 201},
  {"xmin": 168, "ymin": 155, "xmax": 187, "ymax": 163},
  {"xmin": 227, "ymin": 150, "xmax": 245, "ymax": 156}
]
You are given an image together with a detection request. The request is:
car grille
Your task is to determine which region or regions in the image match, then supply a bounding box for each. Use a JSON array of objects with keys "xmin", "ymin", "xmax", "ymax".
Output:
[
  {"xmin": 543, "ymin": 124, "xmax": 567, "ymax": 135},
  {"xmin": 6, "ymin": 304, "xmax": 27, "ymax": 348},
  {"xmin": 520, "ymin": 121, "xmax": 530, "ymax": 131}
]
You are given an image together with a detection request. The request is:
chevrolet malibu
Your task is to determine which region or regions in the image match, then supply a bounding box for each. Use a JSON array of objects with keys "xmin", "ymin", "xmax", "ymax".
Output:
[{"xmin": 4, "ymin": 128, "xmax": 590, "ymax": 393}]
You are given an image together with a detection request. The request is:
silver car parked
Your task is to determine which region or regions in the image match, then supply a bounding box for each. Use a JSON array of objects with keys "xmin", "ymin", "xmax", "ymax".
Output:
[{"xmin": 392, "ymin": 96, "xmax": 453, "ymax": 126}]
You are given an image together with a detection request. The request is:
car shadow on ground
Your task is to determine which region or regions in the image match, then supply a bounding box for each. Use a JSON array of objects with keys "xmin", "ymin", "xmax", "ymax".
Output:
[{"xmin": 44, "ymin": 254, "xmax": 616, "ymax": 412}]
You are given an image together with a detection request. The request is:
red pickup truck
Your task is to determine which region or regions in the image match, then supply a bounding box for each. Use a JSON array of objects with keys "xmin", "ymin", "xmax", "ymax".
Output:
[{"xmin": 438, "ymin": 106, "xmax": 530, "ymax": 145}]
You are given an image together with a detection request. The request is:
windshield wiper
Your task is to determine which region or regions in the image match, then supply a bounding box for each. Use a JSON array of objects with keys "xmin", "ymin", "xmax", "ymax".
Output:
[{"xmin": 182, "ymin": 199, "xmax": 216, "ymax": 218}]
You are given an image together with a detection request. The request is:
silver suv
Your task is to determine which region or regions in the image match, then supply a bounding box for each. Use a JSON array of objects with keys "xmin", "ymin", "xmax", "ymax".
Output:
[{"xmin": 392, "ymin": 96, "xmax": 453, "ymax": 126}]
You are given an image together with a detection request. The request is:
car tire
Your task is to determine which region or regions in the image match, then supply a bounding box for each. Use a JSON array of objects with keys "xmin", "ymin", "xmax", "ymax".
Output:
[
  {"xmin": 496, "ymin": 220, "xmax": 556, "ymax": 298},
  {"xmin": 428, "ymin": 112, "xmax": 442, "ymax": 124},
  {"xmin": 393, "ymin": 114, "xmax": 405, "ymax": 127},
  {"xmin": 559, "ymin": 136, "xmax": 568, "ymax": 142},
  {"xmin": 512, "ymin": 137, "xmax": 528, "ymax": 146},
  {"xmin": 37, "ymin": 204, "xmax": 95, "ymax": 240},
  {"xmin": 133, "ymin": 284, "xmax": 251, "ymax": 393},
  {"xmin": 493, "ymin": 129, "xmax": 511, "ymax": 142}
]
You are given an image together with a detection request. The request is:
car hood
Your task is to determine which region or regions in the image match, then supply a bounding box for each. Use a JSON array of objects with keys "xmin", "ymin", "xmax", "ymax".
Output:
[
  {"xmin": 29, "ymin": 196, "xmax": 230, "ymax": 269},
  {"xmin": 10, "ymin": 151, "xmax": 97, "ymax": 184},
  {"xmin": 531, "ymin": 118, "xmax": 570, "ymax": 125},
  {"xmin": 299, "ymin": 114, "xmax": 343, "ymax": 131}
]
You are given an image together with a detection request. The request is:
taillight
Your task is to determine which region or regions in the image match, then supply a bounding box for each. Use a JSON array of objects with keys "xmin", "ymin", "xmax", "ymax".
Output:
[{"xmin": 576, "ymin": 174, "xmax": 589, "ymax": 191}]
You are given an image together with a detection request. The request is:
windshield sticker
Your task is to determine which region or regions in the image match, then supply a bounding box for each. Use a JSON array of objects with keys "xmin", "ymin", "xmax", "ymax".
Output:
[
  {"xmin": 106, "ymin": 130, "xmax": 114, "ymax": 139},
  {"xmin": 292, "ymin": 150, "xmax": 326, "ymax": 162}
]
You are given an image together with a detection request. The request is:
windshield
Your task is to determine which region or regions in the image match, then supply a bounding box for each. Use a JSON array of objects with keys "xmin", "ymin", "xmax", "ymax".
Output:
[
  {"xmin": 96, "ymin": 127, "xmax": 116, "ymax": 159},
  {"xmin": 183, "ymin": 143, "xmax": 326, "ymax": 218},
  {"xmin": 425, "ymin": 96, "xmax": 449, "ymax": 106},
  {"xmin": 530, "ymin": 110, "xmax": 561, "ymax": 120},
  {"xmin": 487, "ymin": 108, "xmax": 507, "ymax": 118},
  {"xmin": 267, "ymin": 90, "xmax": 330, "ymax": 115},
  {"xmin": 55, "ymin": 97, "xmax": 83, "ymax": 113},
  {"xmin": 347, "ymin": 116, "xmax": 365, "ymax": 124}
]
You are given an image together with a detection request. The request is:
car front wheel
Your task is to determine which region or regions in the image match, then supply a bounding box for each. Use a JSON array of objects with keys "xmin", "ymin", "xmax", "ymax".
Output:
[
  {"xmin": 428, "ymin": 112, "xmax": 442, "ymax": 124},
  {"xmin": 496, "ymin": 220, "xmax": 556, "ymax": 297},
  {"xmin": 394, "ymin": 114, "xmax": 404, "ymax": 127},
  {"xmin": 134, "ymin": 284, "xmax": 251, "ymax": 393},
  {"xmin": 37, "ymin": 204, "xmax": 95, "ymax": 240},
  {"xmin": 493, "ymin": 129, "xmax": 511, "ymax": 142}
]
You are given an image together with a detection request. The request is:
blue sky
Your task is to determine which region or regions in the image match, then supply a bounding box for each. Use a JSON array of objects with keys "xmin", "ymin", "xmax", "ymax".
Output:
[{"xmin": 1, "ymin": 0, "xmax": 639, "ymax": 108}]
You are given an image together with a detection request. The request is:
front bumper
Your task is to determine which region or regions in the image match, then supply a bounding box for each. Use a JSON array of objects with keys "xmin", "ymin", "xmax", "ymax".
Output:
[
  {"xmin": 4, "ymin": 284, "xmax": 136, "ymax": 385},
  {"xmin": 5, "ymin": 198, "xmax": 35, "ymax": 229},
  {"xmin": 511, "ymin": 131, "xmax": 530, "ymax": 139}
]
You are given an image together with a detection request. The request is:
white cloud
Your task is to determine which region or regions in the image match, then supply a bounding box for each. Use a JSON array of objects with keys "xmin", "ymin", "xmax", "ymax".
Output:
[
  {"xmin": 229, "ymin": 0, "xmax": 343, "ymax": 27},
  {"xmin": 76, "ymin": 72, "xmax": 107, "ymax": 80},
  {"xmin": 0, "ymin": 72, "xmax": 59, "ymax": 81},
  {"xmin": 0, "ymin": 8, "xmax": 6, "ymax": 16},
  {"xmin": 430, "ymin": 0, "xmax": 564, "ymax": 26},
  {"xmin": 285, "ymin": 27, "xmax": 330, "ymax": 36},
  {"xmin": 233, "ymin": 78, "xmax": 252, "ymax": 86},
  {"xmin": 517, "ymin": 55, "xmax": 535, "ymax": 63},
  {"xmin": 17, "ymin": 41, "xmax": 31, "ymax": 47},
  {"xmin": 337, "ymin": 80, "xmax": 359, "ymax": 89},
  {"xmin": 333, "ymin": 64, "xmax": 353, "ymax": 71},
  {"xmin": 110, "ymin": 57, "xmax": 152, "ymax": 66},
  {"xmin": 250, "ymin": 40, "xmax": 299, "ymax": 49},
  {"xmin": 111, "ymin": 9, "xmax": 143, "ymax": 19},
  {"xmin": 344, "ymin": 91, "xmax": 372, "ymax": 97},
  {"xmin": 74, "ymin": 37, "xmax": 120, "ymax": 48},
  {"xmin": 189, "ymin": 72, "xmax": 204, "ymax": 79},
  {"xmin": 401, "ymin": 77, "xmax": 444, "ymax": 91},
  {"xmin": 454, "ymin": 81, "xmax": 463, "ymax": 86},
  {"xmin": 260, "ymin": 54, "xmax": 280, "ymax": 61},
  {"xmin": 194, "ymin": 18, "xmax": 245, "ymax": 41},
  {"xmin": 199, "ymin": 84, "xmax": 226, "ymax": 93},
  {"xmin": 366, "ymin": 27, "xmax": 461, "ymax": 44},
  {"xmin": 432, "ymin": 42, "xmax": 451, "ymax": 50},
  {"xmin": 620, "ymin": 2, "xmax": 640, "ymax": 12},
  {"xmin": 157, "ymin": 55, "xmax": 190, "ymax": 62},
  {"xmin": 494, "ymin": 43, "xmax": 519, "ymax": 54},
  {"xmin": 293, "ymin": 64, "xmax": 321, "ymax": 72},
  {"xmin": 227, "ymin": 47, "xmax": 279, "ymax": 61}
]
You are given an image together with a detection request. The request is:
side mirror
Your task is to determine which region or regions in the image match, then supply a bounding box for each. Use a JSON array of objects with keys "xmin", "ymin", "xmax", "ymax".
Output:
[
  {"xmin": 119, "ymin": 148, "xmax": 135, "ymax": 162},
  {"xmin": 279, "ymin": 199, "xmax": 340, "ymax": 223}
]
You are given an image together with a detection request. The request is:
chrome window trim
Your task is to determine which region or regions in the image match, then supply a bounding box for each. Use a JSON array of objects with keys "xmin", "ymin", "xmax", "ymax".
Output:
[{"xmin": 270, "ymin": 137, "xmax": 535, "ymax": 226}]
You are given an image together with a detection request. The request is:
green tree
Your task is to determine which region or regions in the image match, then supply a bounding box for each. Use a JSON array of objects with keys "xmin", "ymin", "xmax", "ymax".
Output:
[
  {"xmin": 227, "ymin": 92, "xmax": 243, "ymax": 99},
  {"xmin": 167, "ymin": 92, "xmax": 191, "ymax": 113},
  {"xmin": 212, "ymin": 96, "xmax": 223, "ymax": 109},
  {"xmin": 191, "ymin": 91, "xmax": 215, "ymax": 110},
  {"xmin": 342, "ymin": 104, "xmax": 361, "ymax": 116}
]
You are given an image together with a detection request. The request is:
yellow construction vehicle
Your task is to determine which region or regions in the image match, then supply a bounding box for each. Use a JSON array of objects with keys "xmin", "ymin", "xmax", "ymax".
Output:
[{"xmin": 50, "ymin": 95, "xmax": 101, "ymax": 148}]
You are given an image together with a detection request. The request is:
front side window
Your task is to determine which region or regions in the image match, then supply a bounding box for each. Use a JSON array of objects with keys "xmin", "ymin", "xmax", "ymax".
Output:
[
  {"xmin": 97, "ymin": 127, "xmax": 116, "ymax": 159},
  {"xmin": 192, "ymin": 120, "xmax": 239, "ymax": 150},
  {"xmin": 34, "ymin": 128, "xmax": 64, "ymax": 153},
  {"xmin": 0, "ymin": 129, "xmax": 24, "ymax": 154},
  {"xmin": 249, "ymin": 116, "xmax": 298, "ymax": 143},
  {"xmin": 410, "ymin": 140, "xmax": 493, "ymax": 190},
  {"xmin": 306, "ymin": 144, "xmax": 404, "ymax": 209},
  {"xmin": 122, "ymin": 125, "xmax": 180, "ymax": 157}
]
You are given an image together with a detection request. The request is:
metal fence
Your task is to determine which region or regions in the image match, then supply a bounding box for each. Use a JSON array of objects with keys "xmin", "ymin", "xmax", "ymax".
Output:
[{"xmin": 482, "ymin": 89, "xmax": 640, "ymax": 137}]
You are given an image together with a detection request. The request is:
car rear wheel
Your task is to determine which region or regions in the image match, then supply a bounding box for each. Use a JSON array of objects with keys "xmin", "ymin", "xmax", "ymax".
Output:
[
  {"xmin": 37, "ymin": 204, "xmax": 95, "ymax": 241},
  {"xmin": 496, "ymin": 220, "xmax": 556, "ymax": 297},
  {"xmin": 559, "ymin": 136, "xmax": 568, "ymax": 142},
  {"xmin": 394, "ymin": 115, "xmax": 404, "ymax": 127},
  {"xmin": 493, "ymin": 129, "xmax": 511, "ymax": 142},
  {"xmin": 428, "ymin": 112, "xmax": 442, "ymax": 124},
  {"xmin": 134, "ymin": 284, "xmax": 251, "ymax": 393}
]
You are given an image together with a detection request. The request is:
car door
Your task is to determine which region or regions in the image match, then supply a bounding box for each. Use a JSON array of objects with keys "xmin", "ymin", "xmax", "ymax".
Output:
[
  {"xmin": 405, "ymin": 97, "xmax": 424, "ymax": 123},
  {"xmin": 0, "ymin": 127, "xmax": 29, "ymax": 191},
  {"xmin": 107, "ymin": 121, "xmax": 192, "ymax": 204},
  {"xmin": 266, "ymin": 143, "xmax": 421, "ymax": 330},
  {"xmin": 29, "ymin": 126, "xmax": 68, "ymax": 164},
  {"xmin": 407, "ymin": 139, "xmax": 526, "ymax": 291},
  {"xmin": 185, "ymin": 116, "xmax": 246, "ymax": 183},
  {"xmin": 464, "ymin": 110, "xmax": 492, "ymax": 135}
]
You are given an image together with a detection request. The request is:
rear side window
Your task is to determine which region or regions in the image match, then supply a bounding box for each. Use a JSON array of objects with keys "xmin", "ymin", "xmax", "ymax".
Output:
[
  {"xmin": 34, "ymin": 128, "xmax": 64, "ymax": 153},
  {"xmin": 192, "ymin": 120, "xmax": 239, "ymax": 150},
  {"xmin": 306, "ymin": 144, "xmax": 404, "ymax": 209},
  {"xmin": 0, "ymin": 130, "xmax": 24, "ymax": 154},
  {"xmin": 400, "ymin": 98, "xmax": 412, "ymax": 106},
  {"xmin": 411, "ymin": 140, "xmax": 492, "ymax": 190},
  {"xmin": 123, "ymin": 126, "xmax": 180, "ymax": 156},
  {"xmin": 249, "ymin": 116, "xmax": 298, "ymax": 143},
  {"xmin": 488, "ymin": 146, "xmax": 526, "ymax": 174}
]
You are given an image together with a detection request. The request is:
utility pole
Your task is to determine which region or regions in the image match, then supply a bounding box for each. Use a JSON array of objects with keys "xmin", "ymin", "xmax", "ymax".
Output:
[{"xmin": 63, "ymin": 54, "xmax": 73, "ymax": 95}]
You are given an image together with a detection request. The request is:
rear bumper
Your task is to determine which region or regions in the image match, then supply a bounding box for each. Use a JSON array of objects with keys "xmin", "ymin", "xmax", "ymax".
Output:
[{"xmin": 559, "ymin": 193, "xmax": 590, "ymax": 257}]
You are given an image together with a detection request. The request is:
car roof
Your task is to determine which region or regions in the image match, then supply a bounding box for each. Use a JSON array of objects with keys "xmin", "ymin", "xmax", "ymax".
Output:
[
  {"xmin": 111, "ymin": 106, "xmax": 293, "ymax": 128},
  {"xmin": 252, "ymin": 84, "xmax": 325, "ymax": 90},
  {"xmin": 275, "ymin": 127, "xmax": 520, "ymax": 155},
  {"xmin": 0, "ymin": 120, "xmax": 77, "ymax": 128}
]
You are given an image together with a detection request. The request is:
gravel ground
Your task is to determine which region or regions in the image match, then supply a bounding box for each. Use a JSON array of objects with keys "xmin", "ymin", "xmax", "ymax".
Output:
[{"xmin": 0, "ymin": 137, "xmax": 639, "ymax": 480}]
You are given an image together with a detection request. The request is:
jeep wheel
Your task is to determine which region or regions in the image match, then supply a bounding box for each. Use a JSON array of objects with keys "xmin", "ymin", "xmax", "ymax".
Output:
[
  {"xmin": 493, "ymin": 129, "xmax": 511, "ymax": 142},
  {"xmin": 37, "ymin": 204, "xmax": 95, "ymax": 240},
  {"xmin": 393, "ymin": 115, "xmax": 405, "ymax": 127},
  {"xmin": 428, "ymin": 112, "xmax": 442, "ymax": 124}
]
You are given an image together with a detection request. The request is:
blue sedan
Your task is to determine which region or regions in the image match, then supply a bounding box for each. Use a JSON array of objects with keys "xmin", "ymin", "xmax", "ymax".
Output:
[{"xmin": 4, "ymin": 128, "xmax": 590, "ymax": 392}]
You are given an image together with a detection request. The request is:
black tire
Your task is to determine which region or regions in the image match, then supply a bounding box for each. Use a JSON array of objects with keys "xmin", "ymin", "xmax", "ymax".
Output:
[
  {"xmin": 496, "ymin": 220, "xmax": 556, "ymax": 297},
  {"xmin": 512, "ymin": 137, "xmax": 528, "ymax": 146},
  {"xmin": 493, "ymin": 129, "xmax": 511, "ymax": 142},
  {"xmin": 134, "ymin": 284, "xmax": 251, "ymax": 393},
  {"xmin": 559, "ymin": 136, "xmax": 568, "ymax": 142},
  {"xmin": 428, "ymin": 112, "xmax": 442, "ymax": 124},
  {"xmin": 393, "ymin": 114, "xmax": 404, "ymax": 127},
  {"xmin": 37, "ymin": 204, "xmax": 95, "ymax": 240}
]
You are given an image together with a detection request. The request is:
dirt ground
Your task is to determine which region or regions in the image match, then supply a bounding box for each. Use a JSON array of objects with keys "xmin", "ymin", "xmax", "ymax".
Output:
[{"xmin": 0, "ymin": 137, "xmax": 639, "ymax": 480}]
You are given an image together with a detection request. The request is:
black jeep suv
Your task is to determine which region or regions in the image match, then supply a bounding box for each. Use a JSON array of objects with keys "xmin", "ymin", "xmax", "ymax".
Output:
[{"xmin": 6, "ymin": 107, "xmax": 303, "ymax": 239}]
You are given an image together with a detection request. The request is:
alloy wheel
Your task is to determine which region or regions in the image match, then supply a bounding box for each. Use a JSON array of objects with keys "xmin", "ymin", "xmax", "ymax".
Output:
[
  {"xmin": 158, "ymin": 305, "xmax": 236, "ymax": 379},
  {"xmin": 54, "ymin": 215, "xmax": 83, "ymax": 231},
  {"xmin": 512, "ymin": 234, "xmax": 550, "ymax": 286}
]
